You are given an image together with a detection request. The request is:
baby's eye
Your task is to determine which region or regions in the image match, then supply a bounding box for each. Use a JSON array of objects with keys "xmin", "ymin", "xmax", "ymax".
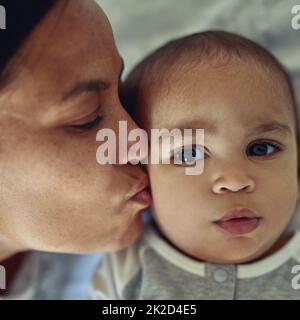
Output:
[
  {"xmin": 173, "ymin": 145, "xmax": 205, "ymax": 166},
  {"xmin": 246, "ymin": 141, "xmax": 282, "ymax": 157}
]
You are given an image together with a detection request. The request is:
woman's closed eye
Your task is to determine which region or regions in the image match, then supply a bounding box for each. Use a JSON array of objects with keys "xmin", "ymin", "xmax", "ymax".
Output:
[{"xmin": 69, "ymin": 115, "xmax": 103, "ymax": 131}]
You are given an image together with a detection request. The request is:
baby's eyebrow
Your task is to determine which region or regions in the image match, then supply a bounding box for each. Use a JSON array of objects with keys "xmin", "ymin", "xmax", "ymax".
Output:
[
  {"xmin": 245, "ymin": 121, "xmax": 292, "ymax": 137},
  {"xmin": 173, "ymin": 120, "xmax": 292, "ymax": 137}
]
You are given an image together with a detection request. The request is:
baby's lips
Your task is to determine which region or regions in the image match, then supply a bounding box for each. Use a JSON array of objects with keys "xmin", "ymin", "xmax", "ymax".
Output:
[{"xmin": 214, "ymin": 207, "xmax": 260, "ymax": 222}]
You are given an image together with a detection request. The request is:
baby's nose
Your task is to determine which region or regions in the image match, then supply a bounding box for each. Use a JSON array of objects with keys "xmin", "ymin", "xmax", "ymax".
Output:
[
  {"xmin": 213, "ymin": 181, "xmax": 254, "ymax": 194},
  {"xmin": 211, "ymin": 166, "xmax": 255, "ymax": 194}
]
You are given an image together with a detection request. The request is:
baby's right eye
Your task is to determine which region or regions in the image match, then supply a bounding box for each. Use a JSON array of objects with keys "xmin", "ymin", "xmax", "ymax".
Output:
[{"xmin": 172, "ymin": 145, "xmax": 205, "ymax": 166}]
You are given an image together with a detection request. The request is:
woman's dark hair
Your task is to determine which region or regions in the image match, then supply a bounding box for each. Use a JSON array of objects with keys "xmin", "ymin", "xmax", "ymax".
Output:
[{"xmin": 0, "ymin": 0, "xmax": 57, "ymax": 74}]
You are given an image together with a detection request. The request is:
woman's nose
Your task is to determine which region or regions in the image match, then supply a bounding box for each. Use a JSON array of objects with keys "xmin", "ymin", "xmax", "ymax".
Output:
[
  {"xmin": 117, "ymin": 107, "xmax": 149, "ymax": 166},
  {"xmin": 211, "ymin": 162, "xmax": 255, "ymax": 194}
]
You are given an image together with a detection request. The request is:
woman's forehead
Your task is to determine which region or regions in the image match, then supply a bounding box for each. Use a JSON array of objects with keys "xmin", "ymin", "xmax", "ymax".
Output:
[{"xmin": 0, "ymin": 0, "xmax": 121, "ymax": 119}]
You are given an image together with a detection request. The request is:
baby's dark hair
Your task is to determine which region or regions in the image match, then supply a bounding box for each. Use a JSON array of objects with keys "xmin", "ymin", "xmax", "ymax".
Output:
[{"xmin": 121, "ymin": 30, "xmax": 300, "ymax": 179}]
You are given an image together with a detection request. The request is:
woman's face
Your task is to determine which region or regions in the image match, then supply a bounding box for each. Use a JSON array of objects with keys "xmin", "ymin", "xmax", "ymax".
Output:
[{"xmin": 0, "ymin": 0, "xmax": 149, "ymax": 254}]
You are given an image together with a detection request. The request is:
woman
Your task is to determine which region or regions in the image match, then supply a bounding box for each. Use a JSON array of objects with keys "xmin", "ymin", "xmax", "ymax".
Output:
[{"xmin": 0, "ymin": 0, "xmax": 151, "ymax": 299}]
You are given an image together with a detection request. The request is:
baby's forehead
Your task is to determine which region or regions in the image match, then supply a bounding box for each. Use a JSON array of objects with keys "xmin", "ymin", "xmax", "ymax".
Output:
[
  {"xmin": 155, "ymin": 54, "xmax": 284, "ymax": 85},
  {"xmin": 147, "ymin": 58, "xmax": 291, "ymax": 105},
  {"xmin": 141, "ymin": 61, "xmax": 295, "ymax": 132},
  {"xmin": 124, "ymin": 32, "xmax": 297, "ymax": 141}
]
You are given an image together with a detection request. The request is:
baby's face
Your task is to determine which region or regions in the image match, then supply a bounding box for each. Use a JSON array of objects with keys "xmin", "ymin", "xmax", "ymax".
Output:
[{"xmin": 138, "ymin": 59, "xmax": 298, "ymax": 263}]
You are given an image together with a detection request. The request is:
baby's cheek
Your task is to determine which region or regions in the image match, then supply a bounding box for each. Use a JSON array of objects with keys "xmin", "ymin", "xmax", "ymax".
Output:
[
  {"xmin": 278, "ymin": 170, "xmax": 298, "ymax": 205},
  {"xmin": 264, "ymin": 182, "xmax": 298, "ymax": 230}
]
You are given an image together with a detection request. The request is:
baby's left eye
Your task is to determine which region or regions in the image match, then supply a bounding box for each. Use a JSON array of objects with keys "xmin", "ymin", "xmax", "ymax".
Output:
[{"xmin": 247, "ymin": 141, "xmax": 282, "ymax": 157}]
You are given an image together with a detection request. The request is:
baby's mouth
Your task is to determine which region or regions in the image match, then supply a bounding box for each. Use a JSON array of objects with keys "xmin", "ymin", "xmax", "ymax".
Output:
[{"xmin": 213, "ymin": 207, "xmax": 262, "ymax": 235}]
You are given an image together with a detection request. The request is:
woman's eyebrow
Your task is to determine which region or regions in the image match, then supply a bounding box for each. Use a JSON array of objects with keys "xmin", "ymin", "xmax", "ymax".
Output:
[
  {"xmin": 61, "ymin": 58, "xmax": 124, "ymax": 102},
  {"xmin": 61, "ymin": 79, "xmax": 111, "ymax": 102}
]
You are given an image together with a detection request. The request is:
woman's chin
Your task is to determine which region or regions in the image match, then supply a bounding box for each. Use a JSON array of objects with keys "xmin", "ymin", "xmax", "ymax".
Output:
[
  {"xmin": 114, "ymin": 215, "xmax": 144, "ymax": 251},
  {"xmin": 28, "ymin": 213, "xmax": 145, "ymax": 254}
]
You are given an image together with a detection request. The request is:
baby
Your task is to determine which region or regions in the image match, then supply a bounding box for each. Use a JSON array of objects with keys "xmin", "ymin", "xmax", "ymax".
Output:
[{"xmin": 90, "ymin": 31, "xmax": 300, "ymax": 299}]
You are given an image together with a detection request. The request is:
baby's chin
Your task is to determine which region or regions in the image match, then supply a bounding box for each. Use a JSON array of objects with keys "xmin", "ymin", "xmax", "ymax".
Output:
[
  {"xmin": 187, "ymin": 250, "xmax": 263, "ymax": 265},
  {"xmin": 183, "ymin": 237, "xmax": 273, "ymax": 265},
  {"xmin": 201, "ymin": 251, "xmax": 263, "ymax": 265}
]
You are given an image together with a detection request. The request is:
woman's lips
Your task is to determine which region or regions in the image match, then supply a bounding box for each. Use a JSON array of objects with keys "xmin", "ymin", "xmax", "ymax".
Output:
[
  {"xmin": 129, "ymin": 177, "xmax": 152, "ymax": 207},
  {"xmin": 213, "ymin": 208, "xmax": 262, "ymax": 235},
  {"xmin": 130, "ymin": 186, "xmax": 152, "ymax": 206}
]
